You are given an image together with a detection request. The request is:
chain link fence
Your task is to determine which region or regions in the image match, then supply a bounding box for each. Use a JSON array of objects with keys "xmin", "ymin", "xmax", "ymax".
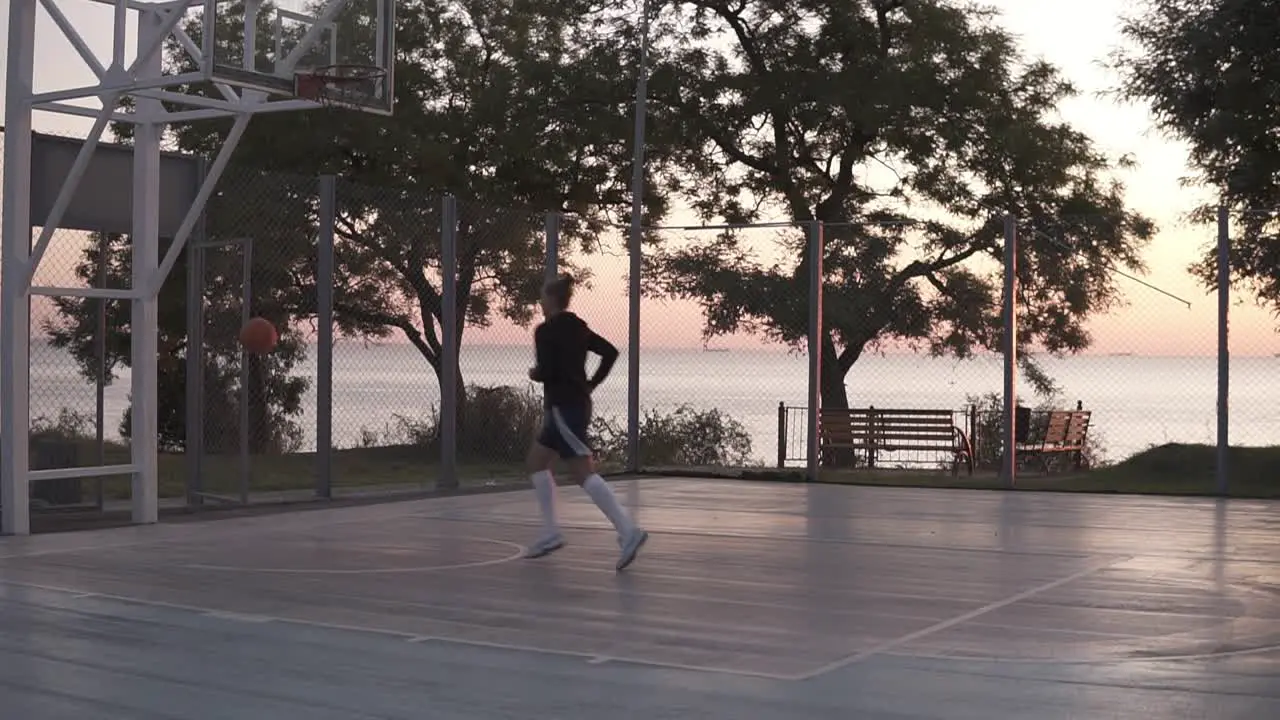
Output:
[
  {"xmin": 26, "ymin": 225, "xmax": 125, "ymax": 509},
  {"xmin": 183, "ymin": 167, "xmax": 319, "ymax": 503},
  {"xmin": 449, "ymin": 197, "xmax": 550, "ymax": 481},
  {"xmin": 6, "ymin": 123, "xmax": 1278, "ymax": 520},
  {"xmin": 634, "ymin": 213, "xmax": 1268, "ymax": 494},
  {"xmin": 325, "ymin": 179, "xmax": 441, "ymax": 494},
  {"xmin": 634, "ymin": 222, "xmax": 809, "ymax": 476}
]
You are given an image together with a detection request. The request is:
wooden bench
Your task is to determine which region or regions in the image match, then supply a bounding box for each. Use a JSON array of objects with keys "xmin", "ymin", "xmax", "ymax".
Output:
[
  {"xmin": 1018, "ymin": 409, "xmax": 1091, "ymax": 472},
  {"xmin": 819, "ymin": 408, "xmax": 974, "ymax": 476}
]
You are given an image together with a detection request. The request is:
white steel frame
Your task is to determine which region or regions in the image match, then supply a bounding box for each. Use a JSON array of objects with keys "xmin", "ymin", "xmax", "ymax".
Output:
[{"xmin": 0, "ymin": 0, "xmax": 354, "ymax": 535}]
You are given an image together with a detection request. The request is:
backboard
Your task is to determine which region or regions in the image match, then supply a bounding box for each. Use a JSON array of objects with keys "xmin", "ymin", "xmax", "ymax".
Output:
[{"xmin": 202, "ymin": 0, "xmax": 395, "ymax": 115}]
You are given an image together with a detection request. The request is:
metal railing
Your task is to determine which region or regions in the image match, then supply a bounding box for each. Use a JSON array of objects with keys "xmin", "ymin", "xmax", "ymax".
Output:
[{"xmin": 779, "ymin": 402, "xmax": 1091, "ymax": 473}]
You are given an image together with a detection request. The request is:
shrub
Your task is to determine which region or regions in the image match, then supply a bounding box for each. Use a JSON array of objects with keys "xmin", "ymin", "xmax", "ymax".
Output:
[
  {"xmin": 30, "ymin": 408, "xmax": 96, "ymax": 442},
  {"xmin": 356, "ymin": 391, "xmax": 755, "ymax": 468},
  {"xmin": 27, "ymin": 408, "xmax": 121, "ymax": 476},
  {"xmin": 355, "ymin": 384, "xmax": 543, "ymax": 462},
  {"xmin": 965, "ymin": 392, "xmax": 1109, "ymax": 471},
  {"xmin": 457, "ymin": 385, "xmax": 545, "ymax": 462},
  {"xmin": 592, "ymin": 404, "xmax": 754, "ymax": 468}
]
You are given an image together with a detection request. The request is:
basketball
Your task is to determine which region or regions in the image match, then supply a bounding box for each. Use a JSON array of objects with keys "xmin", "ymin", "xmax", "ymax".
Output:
[{"xmin": 239, "ymin": 317, "xmax": 278, "ymax": 354}]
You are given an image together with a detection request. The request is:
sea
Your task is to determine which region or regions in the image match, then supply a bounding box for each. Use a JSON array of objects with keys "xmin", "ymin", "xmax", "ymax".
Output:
[{"xmin": 25, "ymin": 340, "xmax": 1280, "ymax": 464}]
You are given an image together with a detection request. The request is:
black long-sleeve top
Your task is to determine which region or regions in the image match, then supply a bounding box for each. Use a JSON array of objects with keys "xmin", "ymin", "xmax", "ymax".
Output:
[{"xmin": 529, "ymin": 311, "xmax": 618, "ymax": 407}]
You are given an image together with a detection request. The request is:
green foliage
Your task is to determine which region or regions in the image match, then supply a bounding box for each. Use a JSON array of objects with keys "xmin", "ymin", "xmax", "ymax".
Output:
[
  {"xmin": 357, "ymin": 387, "xmax": 754, "ymax": 467},
  {"xmin": 355, "ymin": 384, "xmax": 542, "ymax": 461},
  {"xmin": 42, "ymin": 232, "xmax": 308, "ymax": 453},
  {"xmin": 116, "ymin": 0, "xmax": 672, "ymax": 393},
  {"xmin": 592, "ymin": 405, "xmax": 755, "ymax": 468},
  {"xmin": 1113, "ymin": 0, "xmax": 1280, "ymax": 311},
  {"xmin": 30, "ymin": 408, "xmax": 97, "ymax": 444},
  {"xmin": 1053, "ymin": 443, "xmax": 1276, "ymax": 497},
  {"xmin": 964, "ymin": 392, "xmax": 1108, "ymax": 471},
  {"xmin": 639, "ymin": 0, "xmax": 1155, "ymax": 409}
]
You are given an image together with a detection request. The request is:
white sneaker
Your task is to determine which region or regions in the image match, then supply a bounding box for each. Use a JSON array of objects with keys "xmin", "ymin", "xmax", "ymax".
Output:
[
  {"xmin": 616, "ymin": 528, "xmax": 649, "ymax": 571},
  {"xmin": 524, "ymin": 533, "xmax": 565, "ymax": 559}
]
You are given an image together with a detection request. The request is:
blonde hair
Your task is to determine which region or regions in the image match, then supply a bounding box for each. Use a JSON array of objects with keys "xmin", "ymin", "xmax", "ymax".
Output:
[{"xmin": 544, "ymin": 272, "xmax": 575, "ymax": 309}]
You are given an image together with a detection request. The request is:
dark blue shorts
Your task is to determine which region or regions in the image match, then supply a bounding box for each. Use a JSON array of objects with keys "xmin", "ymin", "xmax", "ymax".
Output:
[{"xmin": 537, "ymin": 401, "xmax": 593, "ymax": 460}]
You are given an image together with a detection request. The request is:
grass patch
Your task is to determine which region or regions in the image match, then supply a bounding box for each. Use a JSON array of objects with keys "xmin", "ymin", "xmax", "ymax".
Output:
[
  {"xmin": 157, "ymin": 446, "xmax": 530, "ymax": 499},
  {"xmin": 33, "ymin": 440, "xmax": 626, "ymax": 503},
  {"xmin": 1060, "ymin": 443, "xmax": 1279, "ymax": 497},
  {"xmin": 34, "ymin": 439, "xmax": 1279, "ymax": 508},
  {"xmin": 643, "ymin": 443, "xmax": 1280, "ymax": 499}
]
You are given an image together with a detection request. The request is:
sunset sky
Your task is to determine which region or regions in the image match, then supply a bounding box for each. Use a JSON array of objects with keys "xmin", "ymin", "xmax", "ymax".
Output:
[{"xmin": 2, "ymin": 0, "xmax": 1277, "ymax": 356}]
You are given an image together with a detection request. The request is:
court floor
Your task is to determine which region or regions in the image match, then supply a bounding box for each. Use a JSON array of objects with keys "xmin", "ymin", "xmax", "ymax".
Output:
[{"xmin": 0, "ymin": 477, "xmax": 1278, "ymax": 718}]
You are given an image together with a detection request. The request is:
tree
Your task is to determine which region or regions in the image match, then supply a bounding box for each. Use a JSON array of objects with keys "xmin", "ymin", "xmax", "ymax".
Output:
[
  {"xmin": 1112, "ymin": 0, "xmax": 1280, "ymax": 307},
  {"xmin": 638, "ymin": 0, "xmax": 1155, "ymax": 408},
  {"xmin": 55, "ymin": 0, "xmax": 673, "ymax": 461},
  {"xmin": 43, "ymin": 229, "xmax": 309, "ymax": 453},
  {"xmin": 146, "ymin": 0, "xmax": 670, "ymax": 399}
]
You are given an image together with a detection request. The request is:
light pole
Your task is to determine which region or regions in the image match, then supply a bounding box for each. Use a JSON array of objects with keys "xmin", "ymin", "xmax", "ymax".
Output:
[{"xmin": 625, "ymin": 0, "xmax": 652, "ymax": 473}]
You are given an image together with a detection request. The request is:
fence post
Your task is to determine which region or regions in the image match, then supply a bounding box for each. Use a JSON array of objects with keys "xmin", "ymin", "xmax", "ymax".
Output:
[
  {"xmin": 544, "ymin": 212, "xmax": 560, "ymax": 284},
  {"xmin": 967, "ymin": 405, "xmax": 977, "ymax": 459},
  {"xmin": 1216, "ymin": 205, "xmax": 1230, "ymax": 495},
  {"xmin": 624, "ymin": 1, "xmax": 652, "ymax": 475},
  {"xmin": 806, "ymin": 220, "xmax": 823, "ymax": 482},
  {"xmin": 184, "ymin": 163, "xmax": 206, "ymax": 507},
  {"xmin": 315, "ymin": 174, "xmax": 336, "ymax": 499},
  {"xmin": 1001, "ymin": 214, "xmax": 1018, "ymax": 488},
  {"xmin": 776, "ymin": 401, "xmax": 786, "ymax": 468},
  {"xmin": 95, "ymin": 231, "xmax": 108, "ymax": 510},
  {"xmin": 439, "ymin": 195, "xmax": 459, "ymax": 489},
  {"xmin": 239, "ymin": 239, "xmax": 253, "ymax": 505}
]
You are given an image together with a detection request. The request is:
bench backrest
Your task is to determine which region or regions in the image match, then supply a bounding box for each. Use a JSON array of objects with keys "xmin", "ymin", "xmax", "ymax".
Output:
[
  {"xmin": 1042, "ymin": 410, "xmax": 1091, "ymax": 446},
  {"xmin": 819, "ymin": 408, "xmax": 957, "ymax": 445}
]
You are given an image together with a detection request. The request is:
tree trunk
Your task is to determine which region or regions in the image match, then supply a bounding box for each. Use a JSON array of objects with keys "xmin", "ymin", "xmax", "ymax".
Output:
[
  {"xmin": 820, "ymin": 334, "xmax": 850, "ymax": 410},
  {"xmin": 415, "ymin": 342, "xmax": 468, "ymax": 477},
  {"xmin": 819, "ymin": 334, "xmax": 859, "ymax": 467}
]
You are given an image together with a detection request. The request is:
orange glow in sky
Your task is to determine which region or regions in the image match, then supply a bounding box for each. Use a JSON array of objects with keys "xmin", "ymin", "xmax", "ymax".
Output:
[{"xmin": 3, "ymin": 0, "xmax": 1277, "ymax": 357}]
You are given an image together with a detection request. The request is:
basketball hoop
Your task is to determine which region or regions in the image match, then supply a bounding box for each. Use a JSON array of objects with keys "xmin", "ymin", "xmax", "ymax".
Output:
[{"xmin": 295, "ymin": 64, "xmax": 387, "ymax": 109}]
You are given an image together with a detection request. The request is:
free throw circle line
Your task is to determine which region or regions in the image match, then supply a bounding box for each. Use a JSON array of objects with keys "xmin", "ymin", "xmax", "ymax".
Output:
[{"xmin": 183, "ymin": 536, "xmax": 524, "ymax": 575}]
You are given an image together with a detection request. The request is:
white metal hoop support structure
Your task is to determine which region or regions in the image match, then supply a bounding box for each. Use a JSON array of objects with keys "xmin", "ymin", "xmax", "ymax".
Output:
[{"xmin": 0, "ymin": 0, "xmax": 347, "ymax": 535}]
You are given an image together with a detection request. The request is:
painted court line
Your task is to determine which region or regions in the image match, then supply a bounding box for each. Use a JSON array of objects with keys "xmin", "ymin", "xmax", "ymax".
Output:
[
  {"xmin": 0, "ymin": 578, "xmax": 795, "ymax": 681},
  {"xmin": 790, "ymin": 555, "xmax": 1130, "ymax": 681},
  {"xmin": 203, "ymin": 610, "xmax": 273, "ymax": 623},
  {"xmin": 882, "ymin": 641, "xmax": 1280, "ymax": 666},
  {"xmin": 411, "ymin": 512, "xmax": 1099, "ymax": 560},
  {"xmin": 184, "ymin": 536, "xmax": 525, "ymax": 575},
  {"xmin": 406, "ymin": 635, "xmax": 793, "ymax": 680}
]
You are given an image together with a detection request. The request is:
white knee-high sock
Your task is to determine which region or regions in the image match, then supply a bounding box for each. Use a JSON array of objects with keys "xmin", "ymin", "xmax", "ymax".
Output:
[
  {"xmin": 582, "ymin": 474, "xmax": 634, "ymax": 536},
  {"xmin": 530, "ymin": 470, "xmax": 559, "ymax": 535}
]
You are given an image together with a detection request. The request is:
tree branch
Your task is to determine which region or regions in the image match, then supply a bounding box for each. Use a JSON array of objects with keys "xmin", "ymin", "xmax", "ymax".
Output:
[{"xmin": 334, "ymin": 301, "xmax": 438, "ymax": 367}]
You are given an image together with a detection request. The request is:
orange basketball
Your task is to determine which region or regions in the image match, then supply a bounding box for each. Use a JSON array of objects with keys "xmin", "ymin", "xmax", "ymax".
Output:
[{"xmin": 239, "ymin": 317, "xmax": 278, "ymax": 354}]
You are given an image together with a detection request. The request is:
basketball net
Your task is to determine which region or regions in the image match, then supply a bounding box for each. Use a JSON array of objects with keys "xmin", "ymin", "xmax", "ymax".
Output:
[
  {"xmin": 294, "ymin": 64, "xmax": 387, "ymax": 111},
  {"xmin": 294, "ymin": 64, "xmax": 388, "ymax": 174}
]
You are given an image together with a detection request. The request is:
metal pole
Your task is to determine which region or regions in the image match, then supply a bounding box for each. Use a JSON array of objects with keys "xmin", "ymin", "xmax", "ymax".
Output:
[
  {"xmin": 439, "ymin": 195, "xmax": 459, "ymax": 489},
  {"xmin": 95, "ymin": 231, "xmax": 108, "ymax": 511},
  {"xmin": 239, "ymin": 240, "xmax": 252, "ymax": 505},
  {"xmin": 1216, "ymin": 205, "xmax": 1230, "ymax": 495},
  {"xmin": 806, "ymin": 221, "xmax": 824, "ymax": 482},
  {"xmin": 625, "ymin": 0, "xmax": 652, "ymax": 473},
  {"xmin": 316, "ymin": 175, "xmax": 336, "ymax": 499},
  {"xmin": 186, "ymin": 156, "xmax": 209, "ymax": 507},
  {"xmin": 185, "ymin": 217, "xmax": 205, "ymax": 507},
  {"xmin": 0, "ymin": 0, "xmax": 37, "ymax": 535},
  {"xmin": 544, "ymin": 212, "xmax": 560, "ymax": 284},
  {"xmin": 129, "ymin": 7, "xmax": 163, "ymax": 525},
  {"xmin": 1001, "ymin": 214, "xmax": 1018, "ymax": 488}
]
